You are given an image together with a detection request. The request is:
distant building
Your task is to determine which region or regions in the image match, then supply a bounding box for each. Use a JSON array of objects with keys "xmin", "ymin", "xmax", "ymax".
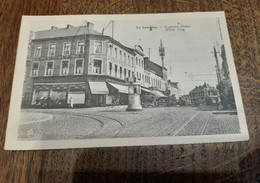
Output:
[
  {"xmin": 167, "ymin": 80, "xmax": 180, "ymax": 99},
  {"xmin": 143, "ymin": 57, "xmax": 167, "ymax": 92},
  {"xmin": 189, "ymin": 83, "xmax": 220, "ymax": 105},
  {"xmin": 179, "ymin": 95, "xmax": 191, "ymax": 105}
]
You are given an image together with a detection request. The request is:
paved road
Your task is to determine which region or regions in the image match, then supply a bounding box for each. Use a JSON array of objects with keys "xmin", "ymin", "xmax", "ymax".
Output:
[{"xmin": 18, "ymin": 106, "xmax": 240, "ymax": 140}]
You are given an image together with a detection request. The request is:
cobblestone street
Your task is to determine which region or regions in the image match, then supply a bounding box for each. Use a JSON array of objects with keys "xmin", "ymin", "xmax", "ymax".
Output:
[{"xmin": 18, "ymin": 106, "xmax": 240, "ymax": 140}]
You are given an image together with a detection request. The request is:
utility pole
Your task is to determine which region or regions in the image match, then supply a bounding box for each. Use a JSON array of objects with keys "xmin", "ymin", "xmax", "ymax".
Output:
[{"xmin": 212, "ymin": 45, "xmax": 222, "ymax": 84}]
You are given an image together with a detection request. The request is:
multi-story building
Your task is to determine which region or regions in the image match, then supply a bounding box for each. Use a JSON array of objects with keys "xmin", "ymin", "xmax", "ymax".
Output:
[
  {"xmin": 23, "ymin": 22, "xmax": 167, "ymax": 108},
  {"xmin": 142, "ymin": 57, "xmax": 167, "ymax": 95},
  {"xmin": 189, "ymin": 83, "xmax": 220, "ymax": 105}
]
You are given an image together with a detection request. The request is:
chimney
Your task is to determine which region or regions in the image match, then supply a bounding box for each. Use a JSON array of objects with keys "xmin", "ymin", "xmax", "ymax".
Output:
[
  {"xmin": 67, "ymin": 24, "xmax": 73, "ymax": 29},
  {"xmin": 87, "ymin": 22, "xmax": 94, "ymax": 30},
  {"xmin": 51, "ymin": 26, "xmax": 58, "ymax": 30}
]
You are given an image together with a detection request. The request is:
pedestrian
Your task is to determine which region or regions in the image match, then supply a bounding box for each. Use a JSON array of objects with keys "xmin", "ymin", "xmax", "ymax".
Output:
[{"xmin": 69, "ymin": 97, "xmax": 73, "ymax": 109}]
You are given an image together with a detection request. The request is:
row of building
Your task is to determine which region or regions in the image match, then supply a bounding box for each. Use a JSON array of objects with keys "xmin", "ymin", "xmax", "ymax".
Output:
[
  {"xmin": 22, "ymin": 22, "xmax": 179, "ymax": 108},
  {"xmin": 179, "ymin": 43, "xmax": 232, "ymax": 107}
]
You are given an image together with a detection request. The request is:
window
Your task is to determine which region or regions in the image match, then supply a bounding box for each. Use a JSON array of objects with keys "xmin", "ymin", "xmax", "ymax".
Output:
[
  {"xmin": 128, "ymin": 70, "xmax": 131, "ymax": 78},
  {"xmin": 115, "ymin": 64, "xmax": 118, "ymax": 77},
  {"xmin": 128, "ymin": 55, "xmax": 130, "ymax": 64},
  {"xmin": 93, "ymin": 60, "xmax": 102, "ymax": 74},
  {"xmin": 132, "ymin": 57, "xmax": 134, "ymax": 66},
  {"xmin": 141, "ymin": 60, "xmax": 144, "ymax": 68},
  {"xmin": 75, "ymin": 59, "xmax": 83, "ymax": 74},
  {"xmin": 63, "ymin": 43, "xmax": 71, "ymax": 55},
  {"xmin": 94, "ymin": 41, "xmax": 102, "ymax": 54},
  {"xmin": 34, "ymin": 45, "xmax": 42, "ymax": 57},
  {"xmin": 124, "ymin": 53, "xmax": 126, "ymax": 62},
  {"xmin": 45, "ymin": 61, "xmax": 54, "ymax": 76},
  {"xmin": 77, "ymin": 41, "xmax": 84, "ymax": 54},
  {"xmin": 48, "ymin": 43, "xmax": 56, "ymax": 56},
  {"xmin": 31, "ymin": 62, "xmax": 39, "ymax": 76},
  {"xmin": 60, "ymin": 60, "xmax": 69, "ymax": 75},
  {"xmin": 139, "ymin": 59, "xmax": 141, "ymax": 66},
  {"xmin": 108, "ymin": 45, "xmax": 112, "ymax": 56},
  {"xmin": 124, "ymin": 68, "xmax": 126, "ymax": 79},
  {"xmin": 114, "ymin": 48, "xmax": 117, "ymax": 59},
  {"xmin": 109, "ymin": 62, "xmax": 112, "ymax": 76},
  {"xmin": 120, "ymin": 67, "xmax": 122, "ymax": 78},
  {"xmin": 136, "ymin": 58, "xmax": 138, "ymax": 65},
  {"xmin": 119, "ymin": 51, "xmax": 122, "ymax": 60}
]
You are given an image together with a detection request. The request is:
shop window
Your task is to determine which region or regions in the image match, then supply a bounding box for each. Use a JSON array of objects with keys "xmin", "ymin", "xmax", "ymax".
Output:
[
  {"xmin": 45, "ymin": 61, "xmax": 54, "ymax": 76},
  {"xmin": 94, "ymin": 41, "xmax": 102, "ymax": 54},
  {"xmin": 61, "ymin": 60, "xmax": 69, "ymax": 75},
  {"xmin": 34, "ymin": 45, "xmax": 42, "ymax": 58},
  {"xmin": 93, "ymin": 60, "xmax": 102, "ymax": 74},
  {"xmin": 75, "ymin": 59, "xmax": 83, "ymax": 74},
  {"xmin": 48, "ymin": 43, "xmax": 56, "ymax": 56},
  {"xmin": 63, "ymin": 42, "xmax": 71, "ymax": 55},
  {"xmin": 77, "ymin": 41, "xmax": 84, "ymax": 54},
  {"xmin": 31, "ymin": 62, "xmax": 39, "ymax": 76}
]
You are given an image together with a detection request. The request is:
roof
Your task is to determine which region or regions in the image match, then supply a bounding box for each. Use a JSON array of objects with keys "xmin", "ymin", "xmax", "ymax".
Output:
[
  {"xmin": 34, "ymin": 25, "xmax": 100, "ymax": 40},
  {"xmin": 144, "ymin": 57, "xmax": 163, "ymax": 78},
  {"xmin": 189, "ymin": 83, "xmax": 216, "ymax": 93},
  {"xmin": 168, "ymin": 80, "xmax": 179, "ymax": 89}
]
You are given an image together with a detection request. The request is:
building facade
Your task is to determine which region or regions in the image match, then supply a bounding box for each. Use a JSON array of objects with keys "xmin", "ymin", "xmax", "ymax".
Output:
[
  {"xmin": 22, "ymin": 22, "xmax": 168, "ymax": 108},
  {"xmin": 189, "ymin": 83, "xmax": 220, "ymax": 106}
]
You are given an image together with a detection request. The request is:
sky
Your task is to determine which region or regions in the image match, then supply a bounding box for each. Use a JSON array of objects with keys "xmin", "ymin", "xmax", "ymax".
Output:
[{"xmin": 29, "ymin": 14, "xmax": 224, "ymax": 94}]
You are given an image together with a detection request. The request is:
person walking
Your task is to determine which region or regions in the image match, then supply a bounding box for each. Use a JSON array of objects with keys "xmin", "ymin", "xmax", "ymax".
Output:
[{"xmin": 69, "ymin": 97, "xmax": 73, "ymax": 109}]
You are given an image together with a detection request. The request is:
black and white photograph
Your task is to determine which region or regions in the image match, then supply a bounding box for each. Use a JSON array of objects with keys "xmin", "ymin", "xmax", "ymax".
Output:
[{"xmin": 5, "ymin": 12, "xmax": 249, "ymax": 150}]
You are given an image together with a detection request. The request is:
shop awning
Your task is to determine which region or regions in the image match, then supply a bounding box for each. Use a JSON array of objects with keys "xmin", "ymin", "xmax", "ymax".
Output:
[
  {"xmin": 151, "ymin": 90, "xmax": 165, "ymax": 97},
  {"xmin": 89, "ymin": 82, "xmax": 109, "ymax": 94},
  {"xmin": 141, "ymin": 88, "xmax": 151, "ymax": 93},
  {"xmin": 107, "ymin": 82, "xmax": 129, "ymax": 94}
]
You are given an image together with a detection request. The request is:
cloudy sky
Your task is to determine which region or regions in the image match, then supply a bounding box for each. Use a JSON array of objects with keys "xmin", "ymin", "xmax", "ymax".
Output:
[{"xmin": 29, "ymin": 13, "xmax": 224, "ymax": 94}]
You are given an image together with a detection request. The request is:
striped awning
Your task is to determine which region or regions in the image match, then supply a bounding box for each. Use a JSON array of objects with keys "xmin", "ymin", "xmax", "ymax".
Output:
[
  {"xmin": 141, "ymin": 88, "xmax": 151, "ymax": 93},
  {"xmin": 151, "ymin": 90, "xmax": 165, "ymax": 97},
  {"xmin": 107, "ymin": 82, "xmax": 129, "ymax": 94},
  {"xmin": 89, "ymin": 82, "xmax": 109, "ymax": 94}
]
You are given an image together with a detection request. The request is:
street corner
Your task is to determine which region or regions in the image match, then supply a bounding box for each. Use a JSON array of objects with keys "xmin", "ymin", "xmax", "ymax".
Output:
[{"xmin": 19, "ymin": 111, "xmax": 53, "ymax": 125}]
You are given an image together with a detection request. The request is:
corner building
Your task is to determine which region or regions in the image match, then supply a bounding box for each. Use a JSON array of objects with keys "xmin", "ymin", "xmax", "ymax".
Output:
[{"xmin": 27, "ymin": 23, "xmax": 147, "ymax": 108}]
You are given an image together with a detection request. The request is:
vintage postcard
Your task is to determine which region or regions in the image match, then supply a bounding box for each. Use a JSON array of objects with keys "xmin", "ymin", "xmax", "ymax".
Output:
[{"xmin": 5, "ymin": 12, "xmax": 249, "ymax": 150}]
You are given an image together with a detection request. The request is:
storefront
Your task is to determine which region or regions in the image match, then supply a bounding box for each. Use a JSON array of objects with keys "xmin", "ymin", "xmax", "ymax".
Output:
[
  {"xmin": 32, "ymin": 82, "xmax": 86, "ymax": 108},
  {"xmin": 87, "ymin": 82, "xmax": 110, "ymax": 107},
  {"xmin": 107, "ymin": 82, "xmax": 129, "ymax": 105}
]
